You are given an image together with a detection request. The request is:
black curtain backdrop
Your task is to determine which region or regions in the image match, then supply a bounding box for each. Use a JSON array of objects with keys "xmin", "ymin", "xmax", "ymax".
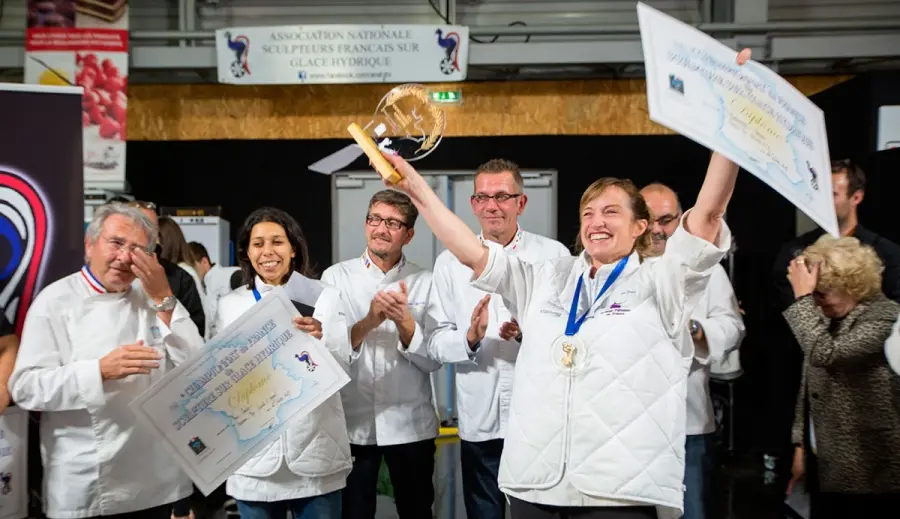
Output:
[
  {"xmin": 126, "ymin": 134, "xmax": 800, "ymax": 454},
  {"xmin": 812, "ymin": 71, "xmax": 900, "ymax": 158}
]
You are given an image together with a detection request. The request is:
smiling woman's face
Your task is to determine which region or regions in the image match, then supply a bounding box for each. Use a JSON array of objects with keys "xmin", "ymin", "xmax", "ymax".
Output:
[
  {"xmin": 579, "ymin": 185, "xmax": 647, "ymax": 267},
  {"xmin": 247, "ymin": 221, "xmax": 294, "ymax": 286}
]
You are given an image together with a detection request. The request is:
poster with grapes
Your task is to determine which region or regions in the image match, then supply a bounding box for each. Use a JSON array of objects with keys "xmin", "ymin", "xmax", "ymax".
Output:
[{"xmin": 23, "ymin": 0, "xmax": 128, "ymax": 190}]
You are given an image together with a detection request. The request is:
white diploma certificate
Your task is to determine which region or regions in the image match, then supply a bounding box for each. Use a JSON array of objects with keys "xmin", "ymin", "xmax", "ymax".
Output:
[
  {"xmin": 637, "ymin": 2, "xmax": 839, "ymax": 237},
  {"xmin": 131, "ymin": 288, "xmax": 350, "ymax": 495}
]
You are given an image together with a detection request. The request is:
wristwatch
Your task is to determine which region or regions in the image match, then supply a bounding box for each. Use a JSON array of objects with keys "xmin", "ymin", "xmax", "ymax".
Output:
[{"xmin": 150, "ymin": 295, "xmax": 177, "ymax": 312}]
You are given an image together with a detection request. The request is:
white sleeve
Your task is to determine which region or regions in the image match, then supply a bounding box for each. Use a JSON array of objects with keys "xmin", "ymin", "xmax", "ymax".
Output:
[
  {"xmin": 886, "ymin": 316, "xmax": 900, "ymax": 376},
  {"xmin": 157, "ymin": 301, "xmax": 206, "ymax": 366},
  {"xmin": 652, "ymin": 209, "xmax": 733, "ymax": 349},
  {"xmin": 692, "ymin": 265, "xmax": 745, "ymax": 365},
  {"xmin": 314, "ymin": 287, "xmax": 353, "ymax": 374},
  {"xmin": 415, "ymin": 258, "xmax": 476, "ymax": 364},
  {"xmin": 397, "ymin": 275, "xmax": 443, "ymax": 373},
  {"xmin": 8, "ymin": 302, "xmax": 106, "ymax": 412},
  {"xmin": 469, "ymin": 241, "xmax": 538, "ymax": 322},
  {"xmin": 319, "ymin": 267, "xmax": 362, "ymax": 366}
]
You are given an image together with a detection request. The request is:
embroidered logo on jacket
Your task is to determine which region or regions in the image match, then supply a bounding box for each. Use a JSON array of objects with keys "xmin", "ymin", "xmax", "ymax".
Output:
[{"xmin": 599, "ymin": 302, "xmax": 630, "ymax": 316}]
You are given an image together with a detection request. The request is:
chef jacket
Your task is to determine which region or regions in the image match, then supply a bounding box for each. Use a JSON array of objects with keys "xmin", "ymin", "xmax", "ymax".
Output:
[
  {"xmin": 412, "ymin": 228, "xmax": 570, "ymax": 442},
  {"xmin": 8, "ymin": 266, "xmax": 204, "ymax": 519},
  {"xmin": 201, "ymin": 263, "xmax": 240, "ymax": 339},
  {"xmin": 686, "ymin": 263, "xmax": 745, "ymax": 435},
  {"xmin": 321, "ymin": 251, "xmax": 441, "ymax": 446}
]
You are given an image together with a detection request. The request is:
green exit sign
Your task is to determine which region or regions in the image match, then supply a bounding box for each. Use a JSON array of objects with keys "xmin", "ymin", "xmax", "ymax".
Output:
[{"xmin": 430, "ymin": 90, "xmax": 462, "ymax": 104}]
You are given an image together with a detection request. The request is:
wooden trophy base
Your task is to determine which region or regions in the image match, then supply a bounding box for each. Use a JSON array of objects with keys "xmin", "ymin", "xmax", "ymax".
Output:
[{"xmin": 346, "ymin": 123, "xmax": 402, "ymax": 184}]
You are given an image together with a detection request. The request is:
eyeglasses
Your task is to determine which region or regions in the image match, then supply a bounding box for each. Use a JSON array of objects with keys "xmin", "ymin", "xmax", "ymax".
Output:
[
  {"xmin": 103, "ymin": 235, "xmax": 152, "ymax": 255},
  {"xmin": 471, "ymin": 193, "xmax": 522, "ymax": 204},
  {"xmin": 652, "ymin": 214, "xmax": 680, "ymax": 227},
  {"xmin": 366, "ymin": 214, "xmax": 407, "ymax": 230}
]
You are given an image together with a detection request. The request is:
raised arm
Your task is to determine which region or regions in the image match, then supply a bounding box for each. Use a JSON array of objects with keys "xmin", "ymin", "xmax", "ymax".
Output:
[
  {"xmin": 685, "ymin": 152, "xmax": 739, "ymax": 243},
  {"xmin": 384, "ymin": 153, "xmax": 488, "ymax": 277}
]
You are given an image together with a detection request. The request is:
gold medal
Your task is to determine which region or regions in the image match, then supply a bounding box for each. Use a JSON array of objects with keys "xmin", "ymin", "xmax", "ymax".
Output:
[{"xmin": 551, "ymin": 335, "xmax": 587, "ymax": 374}]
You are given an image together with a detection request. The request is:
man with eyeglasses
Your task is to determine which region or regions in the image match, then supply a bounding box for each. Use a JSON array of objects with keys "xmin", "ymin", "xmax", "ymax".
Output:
[
  {"xmin": 767, "ymin": 159, "xmax": 900, "ymax": 492},
  {"xmin": 8, "ymin": 202, "xmax": 204, "ymax": 519},
  {"xmin": 641, "ymin": 183, "xmax": 745, "ymax": 519},
  {"xmin": 107, "ymin": 198, "xmax": 207, "ymax": 338},
  {"xmin": 321, "ymin": 189, "xmax": 442, "ymax": 519},
  {"xmin": 410, "ymin": 159, "xmax": 569, "ymax": 519}
]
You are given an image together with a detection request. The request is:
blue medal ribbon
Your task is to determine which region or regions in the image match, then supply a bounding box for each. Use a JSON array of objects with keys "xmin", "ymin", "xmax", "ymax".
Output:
[
  {"xmin": 252, "ymin": 286, "xmax": 262, "ymax": 302},
  {"xmin": 565, "ymin": 256, "xmax": 629, "ymax": 337}
]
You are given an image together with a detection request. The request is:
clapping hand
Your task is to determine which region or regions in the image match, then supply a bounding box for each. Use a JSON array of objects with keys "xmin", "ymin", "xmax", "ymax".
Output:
[
  {"xmin": 374, "ymin": 281, "xmax": 413, "ymax": 324},
  {"xmin": 466, "ymin": 295, "xmax": 490, "ymax": 348}
]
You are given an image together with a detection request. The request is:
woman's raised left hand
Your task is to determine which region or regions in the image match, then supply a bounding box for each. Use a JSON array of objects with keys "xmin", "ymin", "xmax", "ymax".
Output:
[{"xmin": 787, "ymin": 256, "xmax": 819, "ymax": 299}]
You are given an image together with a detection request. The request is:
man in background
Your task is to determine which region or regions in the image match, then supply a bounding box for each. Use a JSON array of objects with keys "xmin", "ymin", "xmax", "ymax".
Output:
[
  {"xmin": 415, "ymin": 159, "xmax": 570, "ymax": 519},
  {"xmin": 188, "ymin": 242, "xmax": 239, "ymax": 339},
  {"xmin": 321, "ymin": 190, "xmax": 441, "ymax": 519},
  {"xmin": 641, "ymin": 182, "xmax": 746, "ymax": 519}
]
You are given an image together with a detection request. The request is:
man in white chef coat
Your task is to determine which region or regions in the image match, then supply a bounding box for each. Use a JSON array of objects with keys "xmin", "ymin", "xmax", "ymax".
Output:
[
  {"xmin": 641, "ymin": 183, "xmax": 746, "ymax": 519},
  {"xmin": 411, "ymin": 159, "xmax": 570, "ymax": 519},
  {"xmin": 188, "ymin": 241, "xmax": 239, "ymax": 339},
  {"xmin": 321, "ymin": 189, "xmax": 442, "ymax": 519},
  {"xmin": 8, "ymin": 202, "xmax": 204, "ymax": 519}
]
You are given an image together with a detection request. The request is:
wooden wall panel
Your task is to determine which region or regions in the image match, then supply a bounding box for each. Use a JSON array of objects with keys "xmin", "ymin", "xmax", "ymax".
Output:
[{"xmin": 127, "ymin": 76, "xmax": 852, "ymax": 141}]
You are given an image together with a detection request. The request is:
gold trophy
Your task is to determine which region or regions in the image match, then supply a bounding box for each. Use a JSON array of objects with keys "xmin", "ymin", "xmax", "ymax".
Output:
[{"xmin": 309, "ymin": 84, "xmax": 447, "ymax": 183}]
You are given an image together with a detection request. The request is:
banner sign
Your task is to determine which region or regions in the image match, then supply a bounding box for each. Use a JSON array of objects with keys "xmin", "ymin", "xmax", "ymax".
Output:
[
  {"xmin": 0, "ymin": 83, "xmax": 84, "ymax": 334},
  {"xmin": 216, "ymin": 24, "xmax": 469, "ymax": 85},
  {"xmin": 0, "ymin": 83, "xmax": 84, "ymax": 519},
  {"xmin": 24, "ymin": 0, "xmax": 129, "ymax": 190}
]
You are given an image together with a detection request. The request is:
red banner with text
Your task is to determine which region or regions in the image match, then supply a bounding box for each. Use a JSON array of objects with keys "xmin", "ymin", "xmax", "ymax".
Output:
[{"xmin": 24, "ymin": 0, "xmax": 129, "ymax": 190}]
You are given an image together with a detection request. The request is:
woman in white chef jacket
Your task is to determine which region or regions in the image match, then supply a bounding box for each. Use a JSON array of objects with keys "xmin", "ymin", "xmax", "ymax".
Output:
[
  {"xmin": 215, "ymin": 207, "xmax": 353, "ymax": 519},
  {"xmin": 377, "ymin": 50, "xmax": 749, "ymax": 519}
]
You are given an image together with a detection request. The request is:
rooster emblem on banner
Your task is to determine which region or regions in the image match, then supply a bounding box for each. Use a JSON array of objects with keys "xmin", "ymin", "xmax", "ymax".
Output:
[
  {"xmin": 0, "ymin": 170, "xmax": 49, "ymax": 335},
  {"xmin": 435, "ymin": 29, "xmax": 461, "ymax": 75},
  {"xmin": 224, "ymin": 32, "xmax": 251, "ymax": 78}
]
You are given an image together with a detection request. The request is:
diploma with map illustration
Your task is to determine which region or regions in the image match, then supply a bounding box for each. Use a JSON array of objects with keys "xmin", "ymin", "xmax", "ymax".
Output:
[
  {"xmin": 637, "ymin": 2, "xmax": 838, "ymax": 237},
  {"xmin": 130, "ymin": 288, "xmax": 350, "ymax": 496}
]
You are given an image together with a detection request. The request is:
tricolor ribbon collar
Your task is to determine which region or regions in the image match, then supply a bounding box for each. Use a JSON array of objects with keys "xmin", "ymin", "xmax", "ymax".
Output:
[{"xmin": 80, "ymin": 265, "xmax": 107, "ymax": 294}]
